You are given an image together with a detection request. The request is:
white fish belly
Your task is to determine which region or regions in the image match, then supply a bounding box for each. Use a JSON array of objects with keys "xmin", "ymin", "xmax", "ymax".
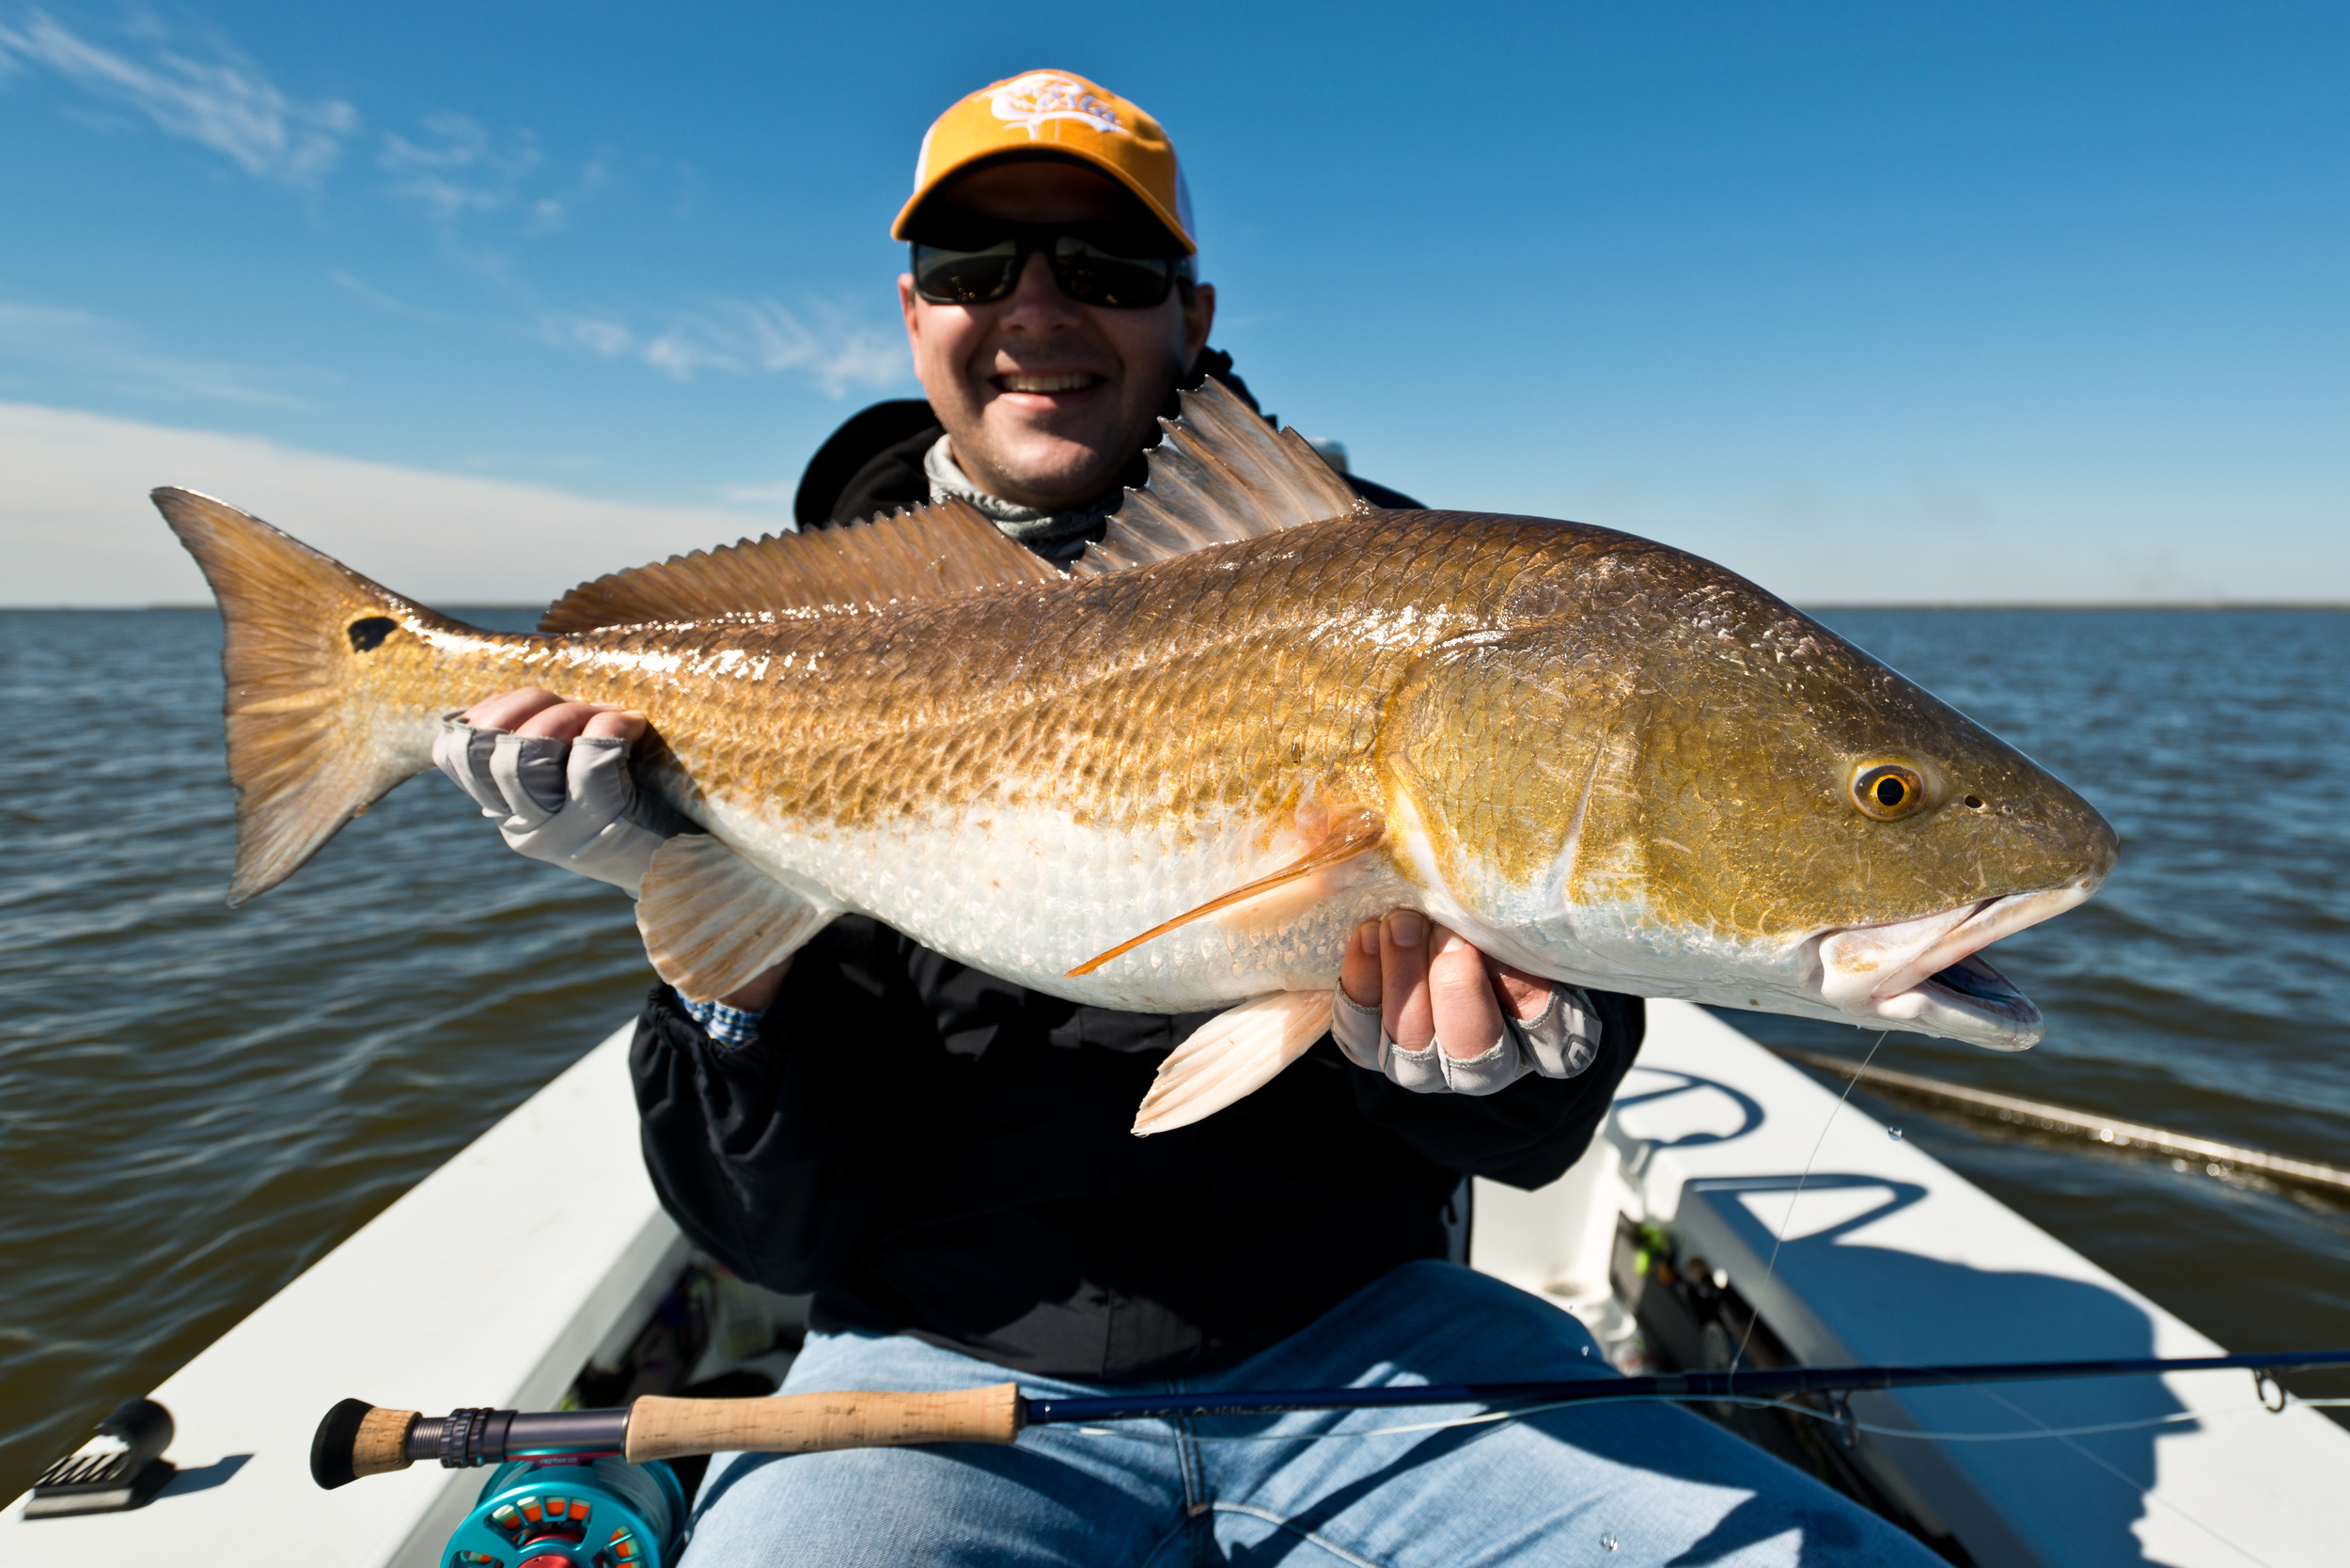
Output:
[{"xmin": 704, "ymin": 798, "xmax": 1421, "ymax": 1011}]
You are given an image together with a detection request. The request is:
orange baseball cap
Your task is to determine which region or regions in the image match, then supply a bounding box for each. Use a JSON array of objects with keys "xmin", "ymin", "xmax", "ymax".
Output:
[{"xmin": 894, "ymin": 70, "xmax": 1197, "ymax": 255}]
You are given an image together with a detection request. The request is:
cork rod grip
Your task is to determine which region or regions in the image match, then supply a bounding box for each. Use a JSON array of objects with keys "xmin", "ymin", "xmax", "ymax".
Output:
[
  {"xmin": 352, "ymin": 1407, "xmax": 420, "ymax": 1477},
  {"xmin": 623, "ymin": 1383, "xmax": 1023, "ymax": 1462}
]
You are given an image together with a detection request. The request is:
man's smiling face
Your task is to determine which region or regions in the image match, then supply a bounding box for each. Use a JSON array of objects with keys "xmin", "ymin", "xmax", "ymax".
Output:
[{"xmin": 899, "ymin": 161, "xmax": 1215, "ymax": 512}]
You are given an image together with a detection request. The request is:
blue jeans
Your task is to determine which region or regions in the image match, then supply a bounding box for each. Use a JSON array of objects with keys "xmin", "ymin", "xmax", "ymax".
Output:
[{"xmin": 682, "ymin": 1261, "xmax": 1939, "ymax": 1566}]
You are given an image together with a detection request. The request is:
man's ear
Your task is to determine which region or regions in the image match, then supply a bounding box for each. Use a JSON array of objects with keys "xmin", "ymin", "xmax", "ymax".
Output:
[
  {"xmin": 898, "ymin": 274, "xmax": 922, "ymax": 348},
  {"xmin": 1182, "ymin": 281, "xmax": 1216, "ymax": 366}
]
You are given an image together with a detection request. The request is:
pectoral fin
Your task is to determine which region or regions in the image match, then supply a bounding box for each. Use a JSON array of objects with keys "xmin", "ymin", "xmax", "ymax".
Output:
[
  {"xmin": 1131, "ymin": 991, "xmax": 1335, "ymax": 1137},
  {"xmin": 637, "ymin": 834, "xmax": 837, "ymax": 1002},
  {"xmin": 1066, "ymin": 806, "xmax": 1386, "ymax": 978}
]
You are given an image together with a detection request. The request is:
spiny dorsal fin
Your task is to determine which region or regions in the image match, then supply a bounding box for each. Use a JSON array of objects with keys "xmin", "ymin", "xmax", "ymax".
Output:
[
  {"xmin": 1069, "ymin": 377, "xmax": 1371, "ymax": 579},
  {"xmin": 539, "ymin": 495, "xmax": 1066, "ymax": 634}
]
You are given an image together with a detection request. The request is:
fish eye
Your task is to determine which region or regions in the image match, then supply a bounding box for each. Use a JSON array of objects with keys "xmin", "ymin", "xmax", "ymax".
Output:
[{"xmin": 1853, "ymin": 761, "xmax": 1929, "ymax": 821}]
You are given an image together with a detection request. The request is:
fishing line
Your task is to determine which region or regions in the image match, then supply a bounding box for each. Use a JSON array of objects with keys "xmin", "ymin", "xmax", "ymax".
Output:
[
  {"xmin": 1732, "ymin": 1028, "xmax": 1890, "ymax": 1372},
  {"xmin": 1715, "ymin": 1050, "xmax": 2286, "ymax": 1568},
  {"xmin": 1967, "ymin": 1379, "xmax": 2280, "ymax": 1568}
]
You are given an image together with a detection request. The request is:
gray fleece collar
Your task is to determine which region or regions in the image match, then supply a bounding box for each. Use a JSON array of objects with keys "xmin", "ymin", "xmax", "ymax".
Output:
[{"xmin": 922, "ymin": 435, "xmax": 1120, "ymax": 564}]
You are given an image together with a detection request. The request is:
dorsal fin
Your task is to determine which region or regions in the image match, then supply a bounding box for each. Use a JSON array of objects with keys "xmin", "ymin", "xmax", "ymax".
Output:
[
  {"xmin": 538, "ymin": 496, "xmax": 1066, "ymax": 634},
  {"xmin": 1069, "ymin": 377, "xmax": 1371, "ymax": 579}
]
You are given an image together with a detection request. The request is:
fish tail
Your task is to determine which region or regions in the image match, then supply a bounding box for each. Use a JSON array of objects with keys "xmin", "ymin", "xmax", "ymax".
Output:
[{"xmin": 154, "ymin": 486, "xmax": 464, "ymax": 905}]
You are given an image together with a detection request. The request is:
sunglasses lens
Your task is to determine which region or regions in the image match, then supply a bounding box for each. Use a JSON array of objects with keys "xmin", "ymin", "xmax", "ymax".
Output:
[
  {"xmin": 1050, "ymin": 238, "xmax": 1175, "ymax": 308},
  {"xmin": 911, "ymin": 233, "xmax": 1178, "ymax": 308},
  {"xmin": 913, "ymin": 241, "xmax": 1023, "ymax": 304}
]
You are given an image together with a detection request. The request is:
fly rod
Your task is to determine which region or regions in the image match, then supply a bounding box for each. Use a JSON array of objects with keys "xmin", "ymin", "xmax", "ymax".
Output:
[{"xmin": 312, "ymin": 1347, "xmax": 2350, "ymax": 1487}]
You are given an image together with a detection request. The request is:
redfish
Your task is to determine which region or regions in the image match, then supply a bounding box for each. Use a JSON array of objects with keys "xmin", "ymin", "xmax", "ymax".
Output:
[{"xmin": 158, "ymin": 382, "xmax": 2116, "ymax": 1133}]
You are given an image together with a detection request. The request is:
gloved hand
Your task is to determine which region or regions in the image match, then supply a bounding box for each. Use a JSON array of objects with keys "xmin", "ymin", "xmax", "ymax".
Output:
[
  {"xmin": 1329, "ymin": 915, "xmax": 1600, "ymax": 1095},
  {"xmin": 432, "ymin": 700, "xmax": 688, "ymax": 898}
]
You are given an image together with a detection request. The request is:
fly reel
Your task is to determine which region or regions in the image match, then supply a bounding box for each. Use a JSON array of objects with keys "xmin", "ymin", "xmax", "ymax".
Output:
[{"xmin": 441, "ymin": 1454, "xmax": 685, "ymax": 1568}]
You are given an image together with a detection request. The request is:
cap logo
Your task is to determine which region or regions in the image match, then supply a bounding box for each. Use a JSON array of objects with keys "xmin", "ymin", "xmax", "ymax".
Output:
[{"xmin": 989, "ymin": 72, "xmax": 1127, "ymax": 140}]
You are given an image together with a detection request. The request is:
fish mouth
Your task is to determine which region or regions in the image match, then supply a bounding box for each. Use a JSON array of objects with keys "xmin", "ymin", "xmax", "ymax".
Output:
[{"xmin": 1811, "ymin": 883, "xmax": 2096, "ymax": 1051}]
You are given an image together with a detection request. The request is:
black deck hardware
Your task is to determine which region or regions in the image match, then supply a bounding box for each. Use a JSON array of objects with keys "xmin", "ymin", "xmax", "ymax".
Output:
[{"xmin": 24, "ymin": 1399, "xmax": 177, "ymax": 1518}]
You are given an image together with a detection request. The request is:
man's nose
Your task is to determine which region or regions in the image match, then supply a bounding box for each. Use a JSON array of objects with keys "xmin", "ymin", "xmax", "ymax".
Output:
[{"xmin": 998, "ymin": 246, "xmax": 1082, "ymax": 330}]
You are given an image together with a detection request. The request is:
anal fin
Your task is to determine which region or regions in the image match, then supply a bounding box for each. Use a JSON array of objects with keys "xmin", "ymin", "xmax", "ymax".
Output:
[
  {"xmin": 1131, "ymin": 992, "xmax": 1334, "ymax": 1137},
  {"xmin": 637, "ymin": 835, "xmax": 836, "ymax": 1002},
  {"xmin": 1065, "ymin": 806, "xmax": 1386, "ymax": 978}
]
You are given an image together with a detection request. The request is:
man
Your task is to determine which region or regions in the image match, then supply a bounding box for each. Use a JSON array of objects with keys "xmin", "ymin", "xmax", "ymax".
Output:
[{"xmin": 441, "ymin": 71, "xmax": 1939, "ymax": 1566}]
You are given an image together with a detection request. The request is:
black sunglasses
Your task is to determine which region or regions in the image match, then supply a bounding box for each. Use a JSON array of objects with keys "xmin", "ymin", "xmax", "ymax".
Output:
[{"xmin": 910, "ymin": 222, "xmax": 1188, "ymax": 310}]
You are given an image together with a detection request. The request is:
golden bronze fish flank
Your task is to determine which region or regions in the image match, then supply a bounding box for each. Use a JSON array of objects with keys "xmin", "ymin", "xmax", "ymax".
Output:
[{"xmin": 156, "ymin": 381, "xmax": 2117, "ymax": 1134}]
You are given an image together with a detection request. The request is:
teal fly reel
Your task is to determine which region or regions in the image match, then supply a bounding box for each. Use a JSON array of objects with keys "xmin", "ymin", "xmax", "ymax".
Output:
[{"xmin": 442, "ymin": 1455, "xmax": 685, "ymax": 1568}]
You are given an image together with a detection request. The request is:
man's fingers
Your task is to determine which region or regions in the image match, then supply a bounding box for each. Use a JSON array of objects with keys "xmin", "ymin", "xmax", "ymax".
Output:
[
  {"xmin": 515, "ymin": 701, "xmax": 620, "ymax": 742},
  {"xmin": 1489, "ymin": 960, "xmax": 1553, "ymax": 1022},
  {"xmin": 1340, "ymin": 918, "xmax": 1382, "ymax": 1009},
  {"xmin": 1339, "ymin": 916, "xmax": 1564, "ymax": 1090},
  {"xmin": 1430, "ymin": 928, "xmax": 1506, "ymax": 1058},
  {"xmin": 582, "ymin": 709, "xmax": 648, "ymax": 743},
  {"xmin": 1380, "ymin": 911, "xmax": 1434, "ymax": 1051},
  {"xmin": 463, "ymin": 687, "xmax": 567, "ymax": 729}
]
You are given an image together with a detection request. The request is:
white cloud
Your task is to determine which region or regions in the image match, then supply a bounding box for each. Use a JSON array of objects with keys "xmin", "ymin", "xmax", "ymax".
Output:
[
  {"xmin": 10, "ymin": 400, "xmax": 2337, "ymax": 608},
  {"xmin": 375, "ymin": 113, "xmax": 613, "ymax": 269},
  {"xmin": 0, "ymin": 15, "xmax": 898, "ymax": 402},
  {"xmin": 549, "ymin": 298, "xmax": 909, "ymax": 398},
  {"xmin": 0, "ymin": 8, "xmax": 356, "ymax": 183},
  {"xmin": 380, "ymin": 112, "xmax": 543, "ymax": 224},
  {"xmin": 0, "ymin": 400, "xmax": 776, "ymax": 605},
  {"xmin": 0, "ymin": 295, "xmax": 326, "ymax": 406},
  {"xmin": 544, "ymin": 312, "xmax": 633, "ymax": 357}
]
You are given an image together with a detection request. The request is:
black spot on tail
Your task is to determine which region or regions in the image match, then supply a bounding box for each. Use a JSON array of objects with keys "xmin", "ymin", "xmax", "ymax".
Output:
[{"xmin": 347, "ymin": 617, "xmax": 397, "ymax": 652}]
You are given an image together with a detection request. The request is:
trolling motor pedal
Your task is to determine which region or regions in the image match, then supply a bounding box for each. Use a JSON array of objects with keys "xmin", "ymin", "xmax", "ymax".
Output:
[{"xmin": 24, "ymin": 1397, "xmax": 177, "ymax": 1517}]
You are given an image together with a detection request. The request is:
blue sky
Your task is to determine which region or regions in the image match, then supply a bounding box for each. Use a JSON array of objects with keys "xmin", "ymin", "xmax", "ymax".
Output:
[{"xmin": 2, "ymin": 1, "xmax": 2343, "ymax": 604}]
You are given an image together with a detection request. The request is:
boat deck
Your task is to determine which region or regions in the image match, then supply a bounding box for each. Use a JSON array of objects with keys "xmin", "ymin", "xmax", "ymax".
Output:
[{"xmin": 9, "ymin": 1002, "xmax": 2343, "ymax": 1565}]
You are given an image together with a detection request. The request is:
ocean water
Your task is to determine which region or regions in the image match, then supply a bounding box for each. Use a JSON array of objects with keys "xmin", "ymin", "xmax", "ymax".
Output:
[{"xmin": 1, "ymin": 606, "xmax": 2344, "ymax": 1495}]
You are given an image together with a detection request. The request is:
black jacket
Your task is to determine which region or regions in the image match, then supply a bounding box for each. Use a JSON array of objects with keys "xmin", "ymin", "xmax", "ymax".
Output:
[{"xmin": 633, "ymin": 367, "xmax": 1644, "ymax": 1380}]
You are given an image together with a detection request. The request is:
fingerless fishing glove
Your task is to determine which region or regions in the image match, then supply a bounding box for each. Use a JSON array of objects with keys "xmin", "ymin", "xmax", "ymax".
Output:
[
  {"xmin": 432, "ymin": 718, "xmax": 688, "ymax": 898},
  {"xmin": 1329, "ymin": 980, "xmax": 1601, "ymax": 1096}
]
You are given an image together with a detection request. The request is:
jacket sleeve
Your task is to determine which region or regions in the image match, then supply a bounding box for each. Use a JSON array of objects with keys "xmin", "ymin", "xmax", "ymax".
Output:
[
  {"xmin": 629, "ymin": 982, "xmax": 870, "ymax": 1294},
  {"xmin": 630, "ymin": 919, "xmax": 940, "ymax": 1294},
  {"xmin": 1346, "ymin": 991, "xmax": 1645, "ymax": 1190}
]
